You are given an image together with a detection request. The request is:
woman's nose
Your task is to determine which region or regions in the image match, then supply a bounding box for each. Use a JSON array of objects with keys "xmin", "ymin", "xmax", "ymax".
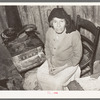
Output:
[{"xmin": 57, "ymin": 22, "xmax": 61, "ymax": 27}]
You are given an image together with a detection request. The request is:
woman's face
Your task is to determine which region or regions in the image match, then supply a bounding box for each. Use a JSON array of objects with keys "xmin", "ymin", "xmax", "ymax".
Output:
[{"xmin": 52, "ymin": 17, "xmax": 66, "ymax": 34}]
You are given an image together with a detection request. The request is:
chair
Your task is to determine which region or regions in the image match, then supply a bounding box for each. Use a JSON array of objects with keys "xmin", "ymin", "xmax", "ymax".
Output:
[{"xmin": 76, "ymin": 15, "xmax": 100, "ymax": 77}]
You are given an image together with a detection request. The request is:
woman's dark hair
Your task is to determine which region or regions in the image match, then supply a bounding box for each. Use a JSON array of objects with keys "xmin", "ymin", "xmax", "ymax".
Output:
[{"xmin": 48, "ymin": 8, "xmax": 76, "ymax": 33}]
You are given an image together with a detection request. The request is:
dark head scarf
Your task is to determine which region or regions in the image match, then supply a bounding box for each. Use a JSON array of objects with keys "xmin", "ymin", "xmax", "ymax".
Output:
[{"xmin": 48, "ymin": 8, "xmax": 76, "ymax": 33}]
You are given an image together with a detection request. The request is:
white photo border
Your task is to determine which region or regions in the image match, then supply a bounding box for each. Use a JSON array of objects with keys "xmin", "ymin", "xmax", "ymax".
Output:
[{"xmin": 0, "ymin": 2, "xmax": 100, "ymax": 99}]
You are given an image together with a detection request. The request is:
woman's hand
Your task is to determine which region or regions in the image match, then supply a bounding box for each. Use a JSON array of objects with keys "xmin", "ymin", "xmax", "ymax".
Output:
[
  {"xmin": 49, "ymin": 67, "xmax": 56, "ymax": 75},
  {"xmin": 47, "ymin": 58, "xmax": 69, "ymax": 75},
  {"xmin": 50, "ymin": 63, "xmax": 69, "ymax": 75},
  {"xmin": 47, "ymin": 58, "xmax": 59, "ymax": 75},
  {"xmin": 50, "ymin": 67, "xmax": 64, "ymax": 75}
]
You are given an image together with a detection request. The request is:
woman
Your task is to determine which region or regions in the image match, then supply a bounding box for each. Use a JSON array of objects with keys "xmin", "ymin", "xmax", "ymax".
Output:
[{"xmin": 37, "ymin": 8, "xmax": 82, "ymax": 90}]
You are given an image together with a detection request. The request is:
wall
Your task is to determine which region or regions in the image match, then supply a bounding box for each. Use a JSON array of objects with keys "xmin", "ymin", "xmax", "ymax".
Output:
[{"xmin": 17, "ymin": 6, "xmax": 100, "ymax": 42}]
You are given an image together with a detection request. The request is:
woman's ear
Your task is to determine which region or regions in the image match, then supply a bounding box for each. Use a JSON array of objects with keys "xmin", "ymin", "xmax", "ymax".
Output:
[
  {"xmin": 66, "ymin": 19, "xmax": 70, "ymax": 26},
  {"xmin": 49, "ymin": 20, "xmax": 53, "ymax": 27}
]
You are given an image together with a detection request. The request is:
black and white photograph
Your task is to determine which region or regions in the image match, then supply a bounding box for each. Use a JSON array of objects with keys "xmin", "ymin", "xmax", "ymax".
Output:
[{"xmin": 0, "ymin": 2, "xmax": 100, "ymax": 98}]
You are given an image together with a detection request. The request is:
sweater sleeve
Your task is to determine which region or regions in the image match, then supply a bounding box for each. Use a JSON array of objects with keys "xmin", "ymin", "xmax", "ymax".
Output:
[
  {"xmin": 44, "ymin": 28, "xmax": 51, "ymax": 59},
  {"xmin": 72, "ymin": 30, "xmax": 82, "ymax": 66}
]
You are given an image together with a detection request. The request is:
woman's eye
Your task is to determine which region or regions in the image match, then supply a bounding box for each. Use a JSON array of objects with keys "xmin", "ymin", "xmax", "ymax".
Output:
[{"xmin": 61, "ymin": 20, "xmax": 64, "ymax": 22}]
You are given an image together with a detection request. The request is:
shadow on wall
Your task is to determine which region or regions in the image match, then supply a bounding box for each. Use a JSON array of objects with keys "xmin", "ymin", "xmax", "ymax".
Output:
[{"xmin": 0, "ymin": 43, "xmax": 11, "ymax": 59}]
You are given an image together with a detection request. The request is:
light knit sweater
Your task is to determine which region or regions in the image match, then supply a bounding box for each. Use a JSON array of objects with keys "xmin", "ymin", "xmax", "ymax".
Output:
[{"xmin": 45, "ymin": 28, "xmax": 82, "ymax": 67}]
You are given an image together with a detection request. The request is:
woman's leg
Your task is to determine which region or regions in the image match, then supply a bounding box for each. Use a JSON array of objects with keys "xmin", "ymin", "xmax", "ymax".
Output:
[
  {"xmin": 37, "ymin": 63, "xmax": 81, "ymax": 90},
  {"xmin": 62, "ymin": 66, "xmax": 81, "ymax": 90},
  {"xmin": 37, "ymin": 60, "xmax": 53, "ymax": 90},
  {"xmin": 53, "ymin": 65, "xmax": 81, "ymax": 90}
]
